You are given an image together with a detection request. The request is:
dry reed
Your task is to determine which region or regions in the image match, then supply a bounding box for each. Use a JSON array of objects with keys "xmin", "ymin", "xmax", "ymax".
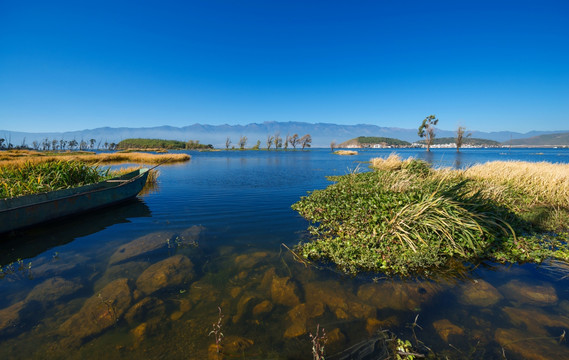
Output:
[
  {"xmin": 334, "ymin": 150, "xmax": 358, "ymax": 155},
  {"xmin": 0, "ymin": 151, "xmax": 190, "ymax": 166}
]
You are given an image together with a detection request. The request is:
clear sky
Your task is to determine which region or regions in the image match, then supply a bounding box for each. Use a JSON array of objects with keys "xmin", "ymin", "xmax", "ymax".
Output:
[{"xmin": 1, "ymin": 0, "xmax": 568, "ymax": 133}]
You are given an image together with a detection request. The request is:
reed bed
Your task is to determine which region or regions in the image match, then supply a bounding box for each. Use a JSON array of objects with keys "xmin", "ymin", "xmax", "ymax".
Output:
[
  {"xmin": 0, "ymin": 160, "xmax": 111, "ymax": 198},
  {"xmin": 0, "ymin": 151, "xmax": 190, "ymax": 166}
]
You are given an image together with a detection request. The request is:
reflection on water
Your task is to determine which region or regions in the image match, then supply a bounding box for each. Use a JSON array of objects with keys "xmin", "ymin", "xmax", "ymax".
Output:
[{"xmin": 0, "ymin": 149, "xmax": 568, "ymax": 359}]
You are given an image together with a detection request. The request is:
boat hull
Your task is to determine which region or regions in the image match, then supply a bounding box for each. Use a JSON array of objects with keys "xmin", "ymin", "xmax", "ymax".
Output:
[{"xmin": 0, "ymin": 168, "xmax": 149, "ymax": 234}]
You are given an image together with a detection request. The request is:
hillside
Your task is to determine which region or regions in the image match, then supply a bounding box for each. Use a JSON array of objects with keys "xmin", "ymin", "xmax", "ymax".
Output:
[
  {"xmin": 416, "ymin": 137, "xmax": 500, "ymax": 146},
  {"xmin": 503, "ymin": 132, "xmax": 569, "ymax": 146},
  {"xmin": 339, "ymin": 136, "xmax": 411, "ymax": 148}
]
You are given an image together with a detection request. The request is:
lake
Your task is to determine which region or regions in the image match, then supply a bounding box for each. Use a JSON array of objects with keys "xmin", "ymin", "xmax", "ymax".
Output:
[{"xmin": 1, "ymin": 148, "xmax": 569, "ymax": 359}]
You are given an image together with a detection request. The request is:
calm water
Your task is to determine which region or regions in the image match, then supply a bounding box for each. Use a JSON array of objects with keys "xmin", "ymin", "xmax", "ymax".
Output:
[{"xmin": 1, "ymin": 148, "xmax": 569, "ymax": 359}]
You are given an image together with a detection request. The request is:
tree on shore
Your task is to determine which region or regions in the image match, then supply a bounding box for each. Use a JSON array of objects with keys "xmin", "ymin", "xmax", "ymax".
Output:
[
  {"xmin": 418, "ymin": 115, "xmax": 438, "ymax": 152},
  {"xmin": 300, "ymin": 134, "xmax": 312, "ymax": 150},
  {"xmin": 252, "ymin": 140, "xmax": 261, "ymax": 150},
  {"xmin": 239, "ymin": 136, "xmax": 247, "ymax": 150},
  {"xmin": 274, "ymin": 132, "xmax": 282, "ymax": 150},
  {"xmin": 266, "ymin": 135, "xmax": 274, "ymax": 150},
  {"xmin": 225, "ymin": 137, "xmax": 231, "ymax": 150},
  {"xmin": 456, "ymin": 126, "xmax": 471, "ymax": 152},
  {"xmin": 290, "ymin": 134, "xmax": 299, "ymax": 149},
  {"xmin": 284, "ymin": 134, "xmax": 290, "ymax": 150},
  {"xmin": 330, "ymin": 140, "xmax": 336, "ymax": 152}
]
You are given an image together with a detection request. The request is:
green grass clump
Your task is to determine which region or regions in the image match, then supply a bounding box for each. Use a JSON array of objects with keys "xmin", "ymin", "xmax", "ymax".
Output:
[
  {"xmin": 292, "ymin": 159, "xmax": 569, "ymax": 276},
  {"xmin": 0, "ymin": 160, "xmax": 111, "ymax": 199}
]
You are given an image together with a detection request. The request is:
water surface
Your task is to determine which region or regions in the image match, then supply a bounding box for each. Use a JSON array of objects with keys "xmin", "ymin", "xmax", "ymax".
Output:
[{"xmin": 1, "ymin": 148, "xmax": 568, "ymax": 359}]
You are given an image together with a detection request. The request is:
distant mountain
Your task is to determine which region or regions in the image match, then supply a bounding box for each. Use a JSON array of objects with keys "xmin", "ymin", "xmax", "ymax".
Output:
[
  {"xmin": 502, "ymin": 132, "xmax": 569, "ymax": 146},
  {"xmin": 417, "ymin": 137, "xmax": 501, "ymax": 147},
  {"xmin": 1, "ymin": 122, "xmax": 567, "ymax": 148}
]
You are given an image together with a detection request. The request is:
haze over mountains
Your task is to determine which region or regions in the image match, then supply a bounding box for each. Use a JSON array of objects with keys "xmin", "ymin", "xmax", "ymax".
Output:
[{"xmin": 2, "ymin": 122, "xmax": 568, "ymax": 148}]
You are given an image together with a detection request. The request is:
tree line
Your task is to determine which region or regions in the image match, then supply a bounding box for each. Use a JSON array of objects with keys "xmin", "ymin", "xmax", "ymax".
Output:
[
  {"xmin": 0, "ymin": 137, "xmax": 119, "ymax": 151},
  {"xmin": 225, "ymin": 133, "xmax": 312, "ymax": 150}
]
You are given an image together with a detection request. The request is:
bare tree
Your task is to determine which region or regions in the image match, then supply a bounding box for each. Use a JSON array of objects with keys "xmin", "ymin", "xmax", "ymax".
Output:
[
  {"xmin": 52, "ymin": 139, "xmax": 58, "ymax": 151},
  {"xmin": 266, "ymin": 135, "xmax": 274, "ymax": 150},
  {"xmin": 69, "ymin": 139, "xmax": 78, "ymax": 150},
  {"xmin": 89, "ymin": 139, "xmax": 96, "ymax": 150},
  {"xmin": 418, "ymin": 115, "xmax": 438, "ymax": 152},
  {"xmin": 330, "ymin": 140, "xmax": 336, "ymax": 152},
  {"xmin": 32, "ymin": 140, "xmax": 39, "ymax": 150},
  {"xmin": 456, "ymin": 126, "xmax": 471, "ymax": 152},
  {"xmin": 239, "ymin": 136, "xmax": 247, "ymax": 150},
  {"xmin": 0, "ymin": 138, "xmax": 5, "ymax": 149},
  {"xmin": 60, "ymin": 139, "xmax": 67, "ymax": 150},
  {"xmin": 300, "ymin": 134, "xmax": 312, "ymax": 150},
  {"xmin": 225, "ymin": 137, "xmax": 231, "ymax": 150},
  {"xmin": 284, "ymin": 134, "xmax": 290, "ymax": 150}
]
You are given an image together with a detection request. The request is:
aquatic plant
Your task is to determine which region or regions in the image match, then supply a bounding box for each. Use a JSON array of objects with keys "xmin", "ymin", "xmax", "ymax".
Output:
[
  {"xmin": 209, "ymin": 306, "xmax": 224, "ymax": 354},
  {"xmin": 292, "ymin": 158, "xmax": 569, "ymax": 275},
  {"xmin": 309, "ymin": 324, "xmax": 327, "ymax": 360}
]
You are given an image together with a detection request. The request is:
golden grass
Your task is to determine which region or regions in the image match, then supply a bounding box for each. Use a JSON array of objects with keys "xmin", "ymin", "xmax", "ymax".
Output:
[
  {"xmin": 334, "ymin": 150, "xmax": 358, "ymax": 155},
  {"xmin": 463, "ymin": 161, "xmax": 569, "ymax": 209},
  {"xmin": 0, "ymin": 151, "xmax": 190, "ymax": 166},
  {"xmin": 370, "ymin": 153, "xmax": 410, "ymax": 171}
]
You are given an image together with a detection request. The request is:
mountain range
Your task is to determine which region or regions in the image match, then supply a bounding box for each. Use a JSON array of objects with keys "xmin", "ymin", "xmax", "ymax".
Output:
[{"xmin": 1, "ymin": 122, "xmax": 568, "ymax": 148}]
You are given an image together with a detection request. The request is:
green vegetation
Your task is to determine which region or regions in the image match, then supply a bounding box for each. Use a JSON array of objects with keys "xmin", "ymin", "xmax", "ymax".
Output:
[
  {"xmin": 0, "ymin": 160, "xmax": 112, "ymax": 199},
  {"xmin": 292, "ymin": 155, "xmax": 569, "ymax": 276},
  {"xmin": 416, "ymin": 137, "xmax": 500, "ymax": 146},
  {"xmin": 339, "ymin": 136, "xmax": 410, "ymax": 148},
  {"xmin": 117, "ymin": 138, "xmax": 212, "ymax": 150}
]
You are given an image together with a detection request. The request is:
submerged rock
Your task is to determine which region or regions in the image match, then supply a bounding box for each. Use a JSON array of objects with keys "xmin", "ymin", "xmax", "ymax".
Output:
[
  {"xmin": 95, "ymin": 261, "xmax": 149, "ymax": 292},
  {"xmin": 365, "ymin": 316, "xmax": 399, "ymax": 335},
  {"xmin": 499, "ymin": 280, "xmax": 558, "ymax": 306},
  {"xmin": 305, "ymin": 281, "xmax": 375, "ymax": 320},
  {"xmin": 357, "ymin": 281, "xmax": 442, "ymax": 311},
  {"xmin": 60, "ymin": 278, "xmax": 133, "ymax": 345},
  {"xmin": 234, "ymin": 251, "xmax": 269, "ymax": 269},
  {"xmin": 26, "ymin": 277, "xmax": 83, "ymax": 304},
  {"xmin": 124, "ymin": 297, "xmax": 166, "ymax": 325},
  {"xmin": 496, "ymin": 328, "xmax": 567, "ymax": 360},
  {"xmin": 432, "ymin": 319, "xmax": 464, "ymax": 342},
  {"xmin": 284, "ymin": 302, "xmax": 325, "ymax": 338},
  {"xmin": 223, "ymin": 336, "xmax": 254, "ymax": 354},
  {"xmin": 109, "ymin": 231, "xmax": 176, "ymax": 265},
  {"xmin": 456, "ymin": 279, "xmax": 503, "ymax": 307},
  {"xmin": 502, "ymin": 306, "xmax": 569, "ymax": 336},
  {"xmin": 252, "ymin": 300, "xmax": 273, "ymax": 317},
  {"xmin": 136, "ymin": 255, "xmax": 195, "ymax": 295},
  {"xmin": 0, "ymin": 300, "xmax": 40, "ymax": 337},
  {"xmin": 270, "ymin": 276, "xmax": 301, "ymax": 307}
]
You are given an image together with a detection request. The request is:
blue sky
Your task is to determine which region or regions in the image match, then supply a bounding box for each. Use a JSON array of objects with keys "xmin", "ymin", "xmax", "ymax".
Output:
[{"xmin": 1, "ymin": 0, "xmax": 568, "ymax": 133}]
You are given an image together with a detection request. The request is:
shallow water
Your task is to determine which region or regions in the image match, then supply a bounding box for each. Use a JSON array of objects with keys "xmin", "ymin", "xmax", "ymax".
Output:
[{"xmin": 1, "ymin": 148, "xmax": 569, "ymax": 359}]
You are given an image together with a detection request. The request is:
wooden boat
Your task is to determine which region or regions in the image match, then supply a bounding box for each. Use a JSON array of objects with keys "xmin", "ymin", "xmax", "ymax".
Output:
[{"xmin": 0, "ymin": 168, "xmax": 150, "ymax": 234}]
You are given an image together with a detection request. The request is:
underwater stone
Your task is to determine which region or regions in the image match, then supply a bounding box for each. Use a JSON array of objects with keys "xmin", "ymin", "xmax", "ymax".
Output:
[
  {"xmin": 109, "ymin": 231, "xmax": 176, "ymax": 265},
  {"xmin": 124, "ymin": 297, "xmax": 166, "ymax": 325},
  {"xmin": 252, "ymin": 300, "xmax": 273, "ymax": 317},
  {"xmin": 26, "ymin": 277, "xmax": 82, "ymax": 304},
  {"xmin": 327, "ymin": 328, "xmax": 347, "ymax": 347},
  {"xmin": 456, "ymin": 279, "xmax": 503, "ymax": 307},
  {"xmin": 223, "ymin": 336, "xmax": 254, "ymax": 354},
  {"xmin": 233, "ymin": 293, "xmax": 258, "ymax": 323},
  {"xmin": 284, "ymin": 302, "xmax": 325, "ymax": 338},
  {"xmin": 270, "ymin": 276, "xmax": 301, "ymax": 307},
  {"xmin": 502, "ymin": 306, "xmax": 569, "ymax": 336},
  {"xmin": 0, "ymin": 301, "xmax": 39, "ymax": 337},
  {"xmin": 432, "ymin": 319, "xmax": 464, "ymax": 342},
  {"xmin": 95, "ymin": 261, "xmax": 149, "ymax": 292},
  {"xmin": 357, "ymin": 281, "xmax": 442, "ymax": 311},
  {"xmin": 495, "ymin": 328, "xmax": 566, "ymax": 360},
  {"xmin": 59, "ymin": 278, "xmax": 133, "ymax": 345},
  {"xmin": 365, "ymin": 316, "xmax": 399, "ymax": 335},
  {"xmin": 234, "ymin": 251, "xmax": 269, "ymax": 269},
  {"xmin": 499, "ymin": 280, "xmax": 558, "ymax": 306},
  {"xmin": 305, "ymin": 281, "xmax": 374, "ymax": 320},
  {"xmin": 136, "ymin": 255, "xmax": 195, "ymax": 295}
]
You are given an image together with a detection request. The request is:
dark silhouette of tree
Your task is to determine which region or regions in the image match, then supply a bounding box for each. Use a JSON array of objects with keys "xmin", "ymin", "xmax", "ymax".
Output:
[
  {"xmin": 266, "ymin": 135, "xmax": 274, "ymax": 150},
  {"xmin": 330, "ymin": 140, "xmax": 336, "ymax": 152},
  {"xmin": 225, "ymin": 137, "xmax": 231, "ymax": 150},
  {"xmin": 418, "ymin": 115, "xmax": 438, "ymax": 152}
]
